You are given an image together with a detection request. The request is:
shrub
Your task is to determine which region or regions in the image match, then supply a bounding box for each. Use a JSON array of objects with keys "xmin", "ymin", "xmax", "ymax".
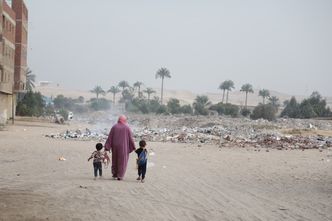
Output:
[
  {"xmin": 193, "ymin": 95, "xmax": 211, "ymax": 115},
  {"xmin": 167, "ymin": 98, "xmax": 181, "ymax": 114},
  {"xmin": 299, "ymin": 100, "xmax": 317, "ymax": 118},
  {"xmin": 89, "ymin": 98, "xmax": 111, "ymax": 111},
  {"xmin": 16, "ymin": 91, "xmax": 45, "ymax": 117},
  {"xmin": 77, "ymin": 96, "xmax": 85, "ymax": 103},
  {"xmin": 251, "ymin": 104, "xmax": 277, "ymax": 121},
  {"xmin": 131, "ymin": 98, "xmax": 149, "ymax": 114},
  {"xmin": 58, "ymin": 109, "xmax": 69, "ymax": 120},
  {"xmin": 53, "ymin": 95, "xmax": 75, "ymax": 110},
  {"xmin": 281, "ymin": 97, "xmax": 299, "ymax": 118},
  {"xmin": 241, "ymin": 108, "xmax": 251, "ymax": 117},
  {"xmin": 147, "ymin": 98, "xmax": 161, "ymax": 113},
  {"xmin": 209, "ymin": 103, "xmax": 239, "ymax": 117},
  {"xmin": 73, "ymin": 104, "xmax": 89, "ymax": 114},
  {"xmin": 156, "ymin": 105, "xmax": 168, "ymax": 115},
  {"xmin": 180, "ymin": 104, "xmax": 193, "ymax": 115},
  {"xmin": 281, "ymin": 92, "xmax": 332, "ymax": 118}
]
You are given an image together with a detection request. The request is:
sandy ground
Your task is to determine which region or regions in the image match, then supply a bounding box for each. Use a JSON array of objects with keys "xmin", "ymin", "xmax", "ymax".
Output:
[{"xmin": 0, "ymin": 121, "xmax": 332, "ymax": 221}]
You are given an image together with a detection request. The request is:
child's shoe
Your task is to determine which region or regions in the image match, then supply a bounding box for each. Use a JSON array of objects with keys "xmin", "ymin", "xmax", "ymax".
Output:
[
  {"xmin": 141, "ymin": 179, "xmax": 145, "ymax": 183},
  {"xmin": 136, "ymin": 176, "xmax": 141, "ymax": 181}
]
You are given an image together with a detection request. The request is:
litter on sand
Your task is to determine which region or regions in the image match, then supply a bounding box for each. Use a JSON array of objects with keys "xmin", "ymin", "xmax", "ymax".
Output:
[{"xmin": 58, "ymin": 156, "xmax": 66, "ymax": 161}]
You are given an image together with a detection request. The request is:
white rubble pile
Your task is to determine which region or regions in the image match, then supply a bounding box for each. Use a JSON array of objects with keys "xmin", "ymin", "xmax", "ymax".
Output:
[{"xmin": 45, "ymin": 114, "xmax": 332, "ymax": 149}]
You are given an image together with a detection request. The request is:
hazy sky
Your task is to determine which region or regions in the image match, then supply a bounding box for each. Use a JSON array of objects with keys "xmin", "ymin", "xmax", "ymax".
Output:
[{"xmin": 27, "ymin": 0, "xmax": 332, "ymax": 96}]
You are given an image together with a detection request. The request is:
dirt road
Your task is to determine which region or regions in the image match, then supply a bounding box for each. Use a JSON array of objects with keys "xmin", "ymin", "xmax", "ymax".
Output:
[{"xmin": 0, "ymin": 121, "xmax": 331, "ymax": 221}]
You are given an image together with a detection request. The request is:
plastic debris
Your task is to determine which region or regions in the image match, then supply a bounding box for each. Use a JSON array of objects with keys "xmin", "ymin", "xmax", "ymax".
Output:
[
  {"xmin": 58, "ymin": 156, "xmax": 66, "ymax": 161},
  {"xmin": 44, "ymin": 114, "xmax": 332, "ymax": 150}
]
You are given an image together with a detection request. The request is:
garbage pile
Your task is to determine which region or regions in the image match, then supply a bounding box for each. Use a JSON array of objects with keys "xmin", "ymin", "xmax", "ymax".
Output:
[
  {"xmin": 45, "ymin": 114, "xmax": 332, "ymax": 150},
  {"xmin": 133, "ymin": 125, "xmax": 332, "ymax": 150},
  {"xmin": 45, "ymin": 128, "xmax": 108, "ymax": 141},
  {"xmin": 221, "ymin": 133, "xmax": 332, "ymax": 150}
]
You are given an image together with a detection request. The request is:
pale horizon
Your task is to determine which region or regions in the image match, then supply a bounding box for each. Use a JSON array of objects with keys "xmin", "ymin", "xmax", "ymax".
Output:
[{"xmin": 27, "ymin": 0, "xmax": 332, "ymax": 97}]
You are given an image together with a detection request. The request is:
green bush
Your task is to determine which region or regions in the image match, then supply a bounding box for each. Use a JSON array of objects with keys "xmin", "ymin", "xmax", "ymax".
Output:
[
  {"xmin": 281, "ymin": 92, "xmax": 331, "ymax": 119},
  {"xmin": 53, "ymin": 95, "xmax": 75, "ymax": 110},
  {"xmin": 167, "ymin": 98, "xmax": 181, "ymax": 114},
  {"xmin": 77, "ymin": 96, "xmax": 85, "ymax": 103},
  {"xmin": 241, "ymin": 108, "xmax": 251, "ymax": 117},
  {"xmin": 210, "ymin": 103, "xmax": 239, "ymax": 117},
  {"xmin": 72, "ymin": 104, "xmax": 89, "ymax": 113},
  {"xmin": 180, "ymin": 104, "xmax": 193, "ymax": 115},
  {"xmin": 156, "ymin": 105, "xmax": 169, "ymax": 115},
  {"xmin": 193, "ymin": 95, "xmax": 211, "ymax": 115},
  {"xmin": 251, "ymin": 104, "xmax": 277, "ymax": 121},
  {"xmin": 280, "ymin": 97, "xmax": 299, "ymax": 118},
  {"xmin": 58, "ymin": 109, "xmax": 69, "ymax": 120},
  {"xmin": 130, "ymin": 98, "xmax": 149, "ymax": 114},
  {"xmin": 16, "ymin": 91, "xmax": 45, "ymax": 117},
  {"xmin": 89, "ymin": 98, "xmax": 111, "ymax": 111},
  {"xmin": 147, "ymin": 98, "xmax": 161, "ymax": 113}
]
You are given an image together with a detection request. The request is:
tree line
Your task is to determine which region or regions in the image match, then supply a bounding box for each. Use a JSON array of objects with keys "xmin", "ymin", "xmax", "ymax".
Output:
[{"xmin": 15, "ymin": 68, "xmax": 331, "ymax": 121}]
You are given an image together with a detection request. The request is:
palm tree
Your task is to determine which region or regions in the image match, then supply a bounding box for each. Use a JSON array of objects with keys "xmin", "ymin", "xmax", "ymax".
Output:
[
  {"xmin": 218, "ymin": 82, "xmax": 227, "ymax": 103},
  {"xmin": 259, "ymin": 89, "xmax": 270, "ymax": 104},
  {"xmin": 155, "ymin": 67, "xmax": 171, "ymax": 104},
  {"xmin": 90, "ymin": 86, "xmax": 105, "ymax": 100},
  {"xmin": 144, "ymin": 88, "xmax": 156, "ymax": 102},
  {"xmin": 108, "ymin": 86, "xmax": 120, "ymax": 104},
  {"xmin": 26, "ymin": 68, "xmax": 36, "ymax": 91},
  {"xmin": 240, "ymin": 83, "xmax": 254, "ymax": 108},
  {"xmin": 118, "ymin": 81, "xmax": 130, "ymax": 91},
  {"xmin": 133, "ymin": 81, "xmax": 143, "ymax": 97},
  {"xmin": 223, "ymin": 80, "xmax": 235, "ymax": 104}
]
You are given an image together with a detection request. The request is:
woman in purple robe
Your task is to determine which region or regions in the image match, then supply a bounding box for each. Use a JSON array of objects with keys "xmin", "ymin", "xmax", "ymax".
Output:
[{"xmin": 104, "ymin": 115, "xmax": 136, "ymax": 180}]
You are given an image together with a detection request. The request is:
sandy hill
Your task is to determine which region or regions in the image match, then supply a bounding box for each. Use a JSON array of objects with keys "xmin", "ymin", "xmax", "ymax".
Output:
[{"xmin": 35, "ymin": 85, "xmax": 332, "ymax": 107}]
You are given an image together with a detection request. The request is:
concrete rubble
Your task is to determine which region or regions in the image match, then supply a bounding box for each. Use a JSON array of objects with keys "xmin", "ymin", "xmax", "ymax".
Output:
[
  {"xmin": 45, "ymin": 114, "xmax": 332, "ymax": 150},
  {"xmin": 45, "ymin": 128, "xmax": 108, "ymax": 141}
]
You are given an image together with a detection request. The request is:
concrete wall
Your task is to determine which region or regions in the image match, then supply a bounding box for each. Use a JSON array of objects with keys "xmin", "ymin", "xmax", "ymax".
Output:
[{"xmin": 0, "ymin": 92, "xmax": 13, "ymax": 124}]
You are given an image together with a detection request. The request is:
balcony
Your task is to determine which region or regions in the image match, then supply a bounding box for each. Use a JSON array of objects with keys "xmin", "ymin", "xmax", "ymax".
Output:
[
  {"xmin": 0, "ymin": 82, "xmax": 13, "ymax": 94},
  {"xmin": 13, "ymin": 80, "xmax": 26, "ymax": 93}
]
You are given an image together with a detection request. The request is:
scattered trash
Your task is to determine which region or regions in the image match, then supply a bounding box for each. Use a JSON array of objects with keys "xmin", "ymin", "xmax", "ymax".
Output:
[
  {"xmin": 58, "ymin": 156, "xmax": 66, "ymax": 161},
  {"xmin": 45, "ymin": 114, "xmax": 332, "ymax": 151},
  {"xmin": 45, "ymin": 128, "xmax": 108, "ymax": 142},
  {"xmin": 278, "ymin": 207, "xmax": 288, "ymax": 211}
]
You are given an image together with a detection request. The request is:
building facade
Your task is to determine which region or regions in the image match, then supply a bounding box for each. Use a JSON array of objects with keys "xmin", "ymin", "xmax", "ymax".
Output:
[{"xmin": 0, "ymin": 0, "xmax": 28, "ymax": 124}]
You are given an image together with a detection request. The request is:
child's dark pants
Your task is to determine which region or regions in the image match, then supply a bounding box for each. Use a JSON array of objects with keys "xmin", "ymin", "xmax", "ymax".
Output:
[
  {"xmin": 138, "ymin": 162, "xmax": 147, "ymax": 179},
  {"xmin": 93, "ymin": 162, "xmax": 102, "ymax": 177}
]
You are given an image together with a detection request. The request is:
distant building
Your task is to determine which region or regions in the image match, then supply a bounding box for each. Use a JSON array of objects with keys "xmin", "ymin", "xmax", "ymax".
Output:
[
  {"xmin": 39, "ymin": 81, "xmax": 52, "ymax": 87},
  {"xmin": 0, "ymin": 0, "xmax": 28, "ymax": 123}
]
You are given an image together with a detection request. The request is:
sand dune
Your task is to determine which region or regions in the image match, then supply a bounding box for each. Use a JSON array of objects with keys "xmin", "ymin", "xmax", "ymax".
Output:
[{"xmin": 0, "ymin": 121, "xmax": 331, "ymax": 220}]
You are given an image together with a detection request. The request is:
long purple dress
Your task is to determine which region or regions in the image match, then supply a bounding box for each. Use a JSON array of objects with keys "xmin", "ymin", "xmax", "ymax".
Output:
[{"xmin": 104, "ymin": 122, "xmax": 136, "ymax": 179}]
